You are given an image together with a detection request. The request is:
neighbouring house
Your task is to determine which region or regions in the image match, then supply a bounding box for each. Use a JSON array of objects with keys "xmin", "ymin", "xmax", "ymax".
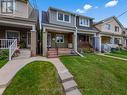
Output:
[
  {"xmin": 42, "ymin": 7, "xmax": 98, "ymax": 57},
  {"xmin": 0, "ymin": 0, "xmax": 39, "ymax": 60},
  {"xmin": 94, "ymin": 16, "xmax": 127, "ymax": 52}
]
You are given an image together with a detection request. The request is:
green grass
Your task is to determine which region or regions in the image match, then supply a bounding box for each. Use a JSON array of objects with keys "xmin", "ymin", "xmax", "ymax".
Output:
[
  {"xmin": 106, "ymin": 50, "xmax": 127, "ymax": 59},
  {"xmin": 0, "ymin": 60, "xmax": 8, "ymax": 68},
  {"xmin": 3, "ymin": 61, "xmax": 64, "ymax": 95},
  {"xmin": 60, "ymin": 54, "xmax": 127, "ymax": 95}
]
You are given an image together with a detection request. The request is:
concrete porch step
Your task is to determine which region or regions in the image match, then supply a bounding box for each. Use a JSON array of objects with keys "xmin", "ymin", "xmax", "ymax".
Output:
[
  {"xmin": 48, "ymin": 48, "xmax": 57, "ymax": 51},
  {"xmin": 63, "ymin": 80, "xmax": 77, "ymax": 92},
  {"xmin": 48, "ymin": 55, "xmax": 58, "ymax": 58},
  {"xmin": 13, "ymin": 49, "xmax": 31, "ymax": 60}
]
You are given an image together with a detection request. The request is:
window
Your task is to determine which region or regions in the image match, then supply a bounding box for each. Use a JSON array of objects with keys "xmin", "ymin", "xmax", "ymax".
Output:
[
  {"xmin": 1, "ymin": 0, "xmax": 13, "ymax": 13},
  {"xmin": 115, "ymin": 26, "xmax": 119, "ymax": 32},
  {"xmin": 6, "ymin": 31, "xmax": 20, "ymax": 41},
  {"xmin": 57, "ymin": 12, "xmax": 70, "ymax": 23},
  {"xmin": 56, "ymin": 34, "xmax": 64, "ymax": 43},
  {"xmin": 64, "ymin": 14, "xmax": 69, "ymax": 22},
  {"xmin": 58, "ymin": 13, "xmax": 63, "ymax": 21},
  {"xmin": 105, "ymin": 24, "xmax": 111, "ymax": 30},
  {"xmin": 79, "ymin": 18, "xmax": 90, "ymax": 27}
]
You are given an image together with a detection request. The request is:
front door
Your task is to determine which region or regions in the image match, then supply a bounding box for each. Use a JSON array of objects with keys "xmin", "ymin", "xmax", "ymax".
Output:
[{"xmin": 47, "ymin": 33, "xmax": 51, "ymax": 48}]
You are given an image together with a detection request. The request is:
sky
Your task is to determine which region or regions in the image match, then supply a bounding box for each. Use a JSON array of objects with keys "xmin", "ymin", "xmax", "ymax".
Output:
[{"xmin": 30, "ymin": 0, "xmax": 127, "ymax": 27}]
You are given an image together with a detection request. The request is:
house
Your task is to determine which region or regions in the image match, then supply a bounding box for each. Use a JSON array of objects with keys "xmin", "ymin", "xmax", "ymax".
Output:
[
  {"xmin": 94, "ymin": 16, "xmax": 127, "ymax": 52},
  {"xmin": 42, "ymin": 7, "xmax": 98, "ymax": 57},
  {"xmin": 0, "ymin": 0, "xmax": 39, "ymax": 60}
]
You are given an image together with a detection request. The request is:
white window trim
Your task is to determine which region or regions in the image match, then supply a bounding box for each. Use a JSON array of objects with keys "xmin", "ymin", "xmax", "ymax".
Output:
[
  {"xmin": 79, "ymin": 17, "xmax": 90, "ymax": 27},
  {"xmin": 56, "ymin": 34, "xmax": 64, "ymax": 43},
  {"xmin": 1, "ymin": 0, "xmax": 15, "ymax": 14},
  {"xmin": 5, "ymin": 30, "xmax": 20, "ymax": 40},
  {"xmin": 57, "ymin": 12, "xmax": 71, "ymax": 23}
]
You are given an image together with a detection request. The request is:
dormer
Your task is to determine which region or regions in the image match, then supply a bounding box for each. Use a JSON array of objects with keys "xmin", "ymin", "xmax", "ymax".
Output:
[
  {"xmin": 47, "ymin": 7, "xmax": 76, "ymax": 27},
  {"xmin": 0, "ymin": 0, "xmax": 35, "ymax": 19}
]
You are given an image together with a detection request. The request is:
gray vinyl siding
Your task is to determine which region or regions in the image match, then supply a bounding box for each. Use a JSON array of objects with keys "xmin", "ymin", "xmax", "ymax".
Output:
[{"xmin": 49, "ymin": 9, "xmax": 75, "ymax": 27}]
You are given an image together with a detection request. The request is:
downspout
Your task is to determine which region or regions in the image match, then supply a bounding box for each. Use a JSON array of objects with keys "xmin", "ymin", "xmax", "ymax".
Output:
[{"xmin": 74, "ymin": 14, "xmax": 84, "ymax": 57}]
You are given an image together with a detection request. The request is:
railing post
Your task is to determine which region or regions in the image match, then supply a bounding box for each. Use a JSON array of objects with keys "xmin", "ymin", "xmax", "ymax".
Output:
[{"xmin": 9, "ymin": 47, "xmax": 11, "ymax": 61}]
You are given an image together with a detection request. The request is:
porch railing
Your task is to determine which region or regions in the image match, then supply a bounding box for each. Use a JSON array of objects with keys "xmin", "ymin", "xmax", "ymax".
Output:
[{"xmin": 0, "ymin": 39, "xmax": 17, "ymax": 60}]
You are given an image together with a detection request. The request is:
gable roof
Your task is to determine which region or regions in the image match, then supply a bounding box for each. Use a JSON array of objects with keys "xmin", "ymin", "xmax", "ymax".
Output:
[
  {"xmin": 94, "ymin": 16, "xmax": 124, "ymax": 29},
  {"xmin": 48, "ymin": 7, "xmax": 94, "ymax": 20}
]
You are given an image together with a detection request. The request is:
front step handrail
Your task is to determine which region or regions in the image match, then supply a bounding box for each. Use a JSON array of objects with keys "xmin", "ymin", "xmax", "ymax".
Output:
[{"xmin": 9, "ymin": 39, "xmax": 17, "ymax": 60}]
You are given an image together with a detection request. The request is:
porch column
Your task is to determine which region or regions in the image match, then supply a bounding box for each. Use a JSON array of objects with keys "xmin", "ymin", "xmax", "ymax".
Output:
[
  {"xmin": 119, "ymin": 37, "xmax": 122, "ymax": 44},
  {"xmin": 93, "ymin": 34, "xmax": 97, "ymax": 49},
  {"xmin": 96, "ymin": 33, "xmax": 101, "ymax": 52},
  {"xmin": 110, "ymin": 36, "xmax": 114, "ymax": 44},
  {"xmin": 31, "ymin": 25, "xmax": 37, "ymax": 56},
  {"xmin": 73, "ymin": 32, "xmax": 77, "ymax": 51},
  {"xmin": 43, "ymin": 28, "xmax": 47, "ymax": 56}
]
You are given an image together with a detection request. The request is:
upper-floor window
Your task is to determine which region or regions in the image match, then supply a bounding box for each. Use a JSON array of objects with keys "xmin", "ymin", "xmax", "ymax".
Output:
[
  {"xmin": 79, "ymin": 18, "xmax": 90, "ymax": 27},
  {"xmin": 115, "ymin": 26, "xmax": 119, "ymax": 32},
  {"xmin": 105, "ymin": 24, "xmax": 111, "ymax": 30},
  {"xmin": 57, "ymin": 12, "xmax": 70, "ymax": 23},
  {"xmin": 1, "ymin": 0, "xmax": 13, "ymax": 14}
]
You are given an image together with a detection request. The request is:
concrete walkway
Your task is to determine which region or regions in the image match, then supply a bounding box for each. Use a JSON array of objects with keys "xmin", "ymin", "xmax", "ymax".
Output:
[
  {"xmin": 0, "ymin": 57, "xmax": 82, "ymax": 95},
  {"xmin": 97, "ymin": 53, "xmax": 127, "ymax": 61}
]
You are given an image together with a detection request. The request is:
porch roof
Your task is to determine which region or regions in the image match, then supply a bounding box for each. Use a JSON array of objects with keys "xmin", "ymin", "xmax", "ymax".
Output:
[
  {"xmin": 43, "ymin": 23, "xmax": 75, "ymax": 33},
  {"xmin": 100, "ymin": 32, "xmax": 124, "ymax": 37},
  {"xmin": 0, "ymin": 15, "xmax": 36, "ymax": 28}
]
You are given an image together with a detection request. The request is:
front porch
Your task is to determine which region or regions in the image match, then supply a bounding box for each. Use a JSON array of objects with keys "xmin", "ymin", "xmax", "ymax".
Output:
[
  {"xmin": 0, "ymin": 26, "xmax": 31, "ymax": 49},
  {"xmin": 95, "ymin": 34, "xmax": 124, "ymax": 53},
  {"xmin": 43, "ymin": 27, "xmax": 76, "ymax": 57},
  {"xmin": 0, "ymin": 17, "xmax": 37, "ymax": 60},
  {"xmin": 77, "ymin": 33, "xmax": 95, "ymax": 53}
]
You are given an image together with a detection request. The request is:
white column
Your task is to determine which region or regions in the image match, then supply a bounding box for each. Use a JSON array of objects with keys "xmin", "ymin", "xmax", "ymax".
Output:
[
  {"xmin": 31, "ymin": 25, "xmax": 36, "ymax": 56},
  {"xmin": 94, "ymin": 34, "xmax": 97, "ymax": 49},
  {"xmin": 74, "ymin": 31, "xmax": 77, "ymax": 51},
  {"xmin": 98, "ymin": 34, "xmax": 102, "ymax": 52},
  {"xmin": 43, "ymin": 28, "xmax": 47, "ymax": 56},
  {"xmin": 110, "ymin": 36, "xmax": 114, "ymax": 44},
  {"xmin": 119, "ymin": 37, "xmax": 122, "ymax": 44}
]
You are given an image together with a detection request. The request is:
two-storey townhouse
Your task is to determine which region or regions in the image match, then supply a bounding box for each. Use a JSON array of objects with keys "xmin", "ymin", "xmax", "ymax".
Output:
[
  {"xmin": 0, "ymin": 0, "xmax": 39, "ymax": 59},
  {"xmin": 42, "ymin": 7, "xmax": 98, "ymax": 57},
  {"xmin": 94, "ymin": 16, "xmax": 127, "ymax": 52}
]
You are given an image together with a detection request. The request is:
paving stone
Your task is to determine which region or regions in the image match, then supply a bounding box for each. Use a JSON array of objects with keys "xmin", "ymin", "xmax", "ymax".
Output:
[
  {"xmin": 63, "ymin": 80, "xmax": 77, "ymax": 92},
  {"xmin": 59, "ymin": 71, "xmax": 73, "ymax": 83},
  {"xmin": 66, "ymin": 88, "xmax": 82, "ymax": 95}
]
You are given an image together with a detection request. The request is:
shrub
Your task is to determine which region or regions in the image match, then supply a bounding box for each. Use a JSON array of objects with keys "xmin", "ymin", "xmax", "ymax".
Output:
[{"xmin": 0, "ymin": 49, "xmax": 9, "ymax": 60}]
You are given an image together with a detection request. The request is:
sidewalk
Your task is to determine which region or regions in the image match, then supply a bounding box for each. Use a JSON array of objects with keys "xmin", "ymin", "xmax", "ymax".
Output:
[
  {"xmin": 0, "ymin": 57, "xmax": 82, "ymax": 95},
  {"xmin": 97, "ymin": 53, "xmax": 127, "ymax": 61}
]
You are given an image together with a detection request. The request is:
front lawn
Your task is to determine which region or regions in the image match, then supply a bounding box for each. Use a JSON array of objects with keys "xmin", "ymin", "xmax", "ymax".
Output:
[
  {"xmin": 3, "ymin": 61, "xmax": 64, "ymax": 95},
  {"xmin": 60, "ymin": 54, "xmax": 127, "ymax": 95},
  {"xmin": 0, "ymin": 60, "xmax": 8, "ymax": 68},
  {"xmin": 106, "ymin": 50, "xmax": 127, "ymax": 59}
]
